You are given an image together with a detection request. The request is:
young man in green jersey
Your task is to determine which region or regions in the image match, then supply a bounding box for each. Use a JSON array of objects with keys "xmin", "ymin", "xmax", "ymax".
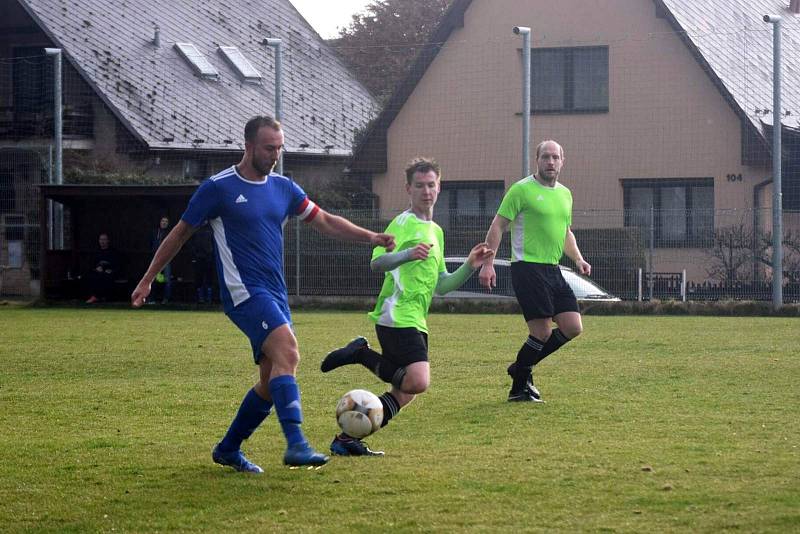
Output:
[
  {"xmin": 479, "ymin": 140, "xmax": 592, "ymax": 402},
  {"xmin": 320, "ymin": 157, "xmax": 495, "ymax": 455}
]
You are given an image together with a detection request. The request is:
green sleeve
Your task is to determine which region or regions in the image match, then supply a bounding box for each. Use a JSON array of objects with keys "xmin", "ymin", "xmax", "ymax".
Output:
[{"xmin": 497, "ymin": 183, "xmax": 520, "ymax": 221}]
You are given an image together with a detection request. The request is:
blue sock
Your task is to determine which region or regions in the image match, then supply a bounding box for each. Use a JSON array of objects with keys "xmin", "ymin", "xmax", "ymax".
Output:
[
  {"xmin": 269, "ymin": 375, "xmax": 307, "ymax": 448},
  {"xmin": 218, "ymin": 387, "xmax": 272, "ymax": 452}
]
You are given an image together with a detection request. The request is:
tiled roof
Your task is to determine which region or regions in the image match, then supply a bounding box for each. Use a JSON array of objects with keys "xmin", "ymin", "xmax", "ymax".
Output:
[
  {"xmin": 660, "ymin": 0, "xmax": 800, "ymax": 133},
  {"xmin": 18, "ymin": 0, "xmax": 377, "ymax": 153}
]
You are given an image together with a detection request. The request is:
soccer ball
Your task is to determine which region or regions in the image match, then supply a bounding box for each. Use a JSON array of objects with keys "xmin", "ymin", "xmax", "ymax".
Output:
[{"xmin": 335, "ymin": 389, "xmax": 383, "ymax": 439}]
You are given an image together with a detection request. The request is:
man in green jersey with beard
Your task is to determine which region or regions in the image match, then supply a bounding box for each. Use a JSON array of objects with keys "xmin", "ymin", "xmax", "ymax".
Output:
[
  {"xmin": 480, "ymin": 140, "xmax": 592, "ymax": 403},
  {"xmin": 320, "ymin": 157, "xmax": 494, "ymax": 455}
]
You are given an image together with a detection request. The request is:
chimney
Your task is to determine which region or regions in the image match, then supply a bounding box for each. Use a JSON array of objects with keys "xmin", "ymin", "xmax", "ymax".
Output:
[
  {"xmin": 791, "ymin": 0, "xmax": 800, "ymax": 14},
  {"xmin": 152, "ymin": 25, "xmax": 160, "ymax": 48}
]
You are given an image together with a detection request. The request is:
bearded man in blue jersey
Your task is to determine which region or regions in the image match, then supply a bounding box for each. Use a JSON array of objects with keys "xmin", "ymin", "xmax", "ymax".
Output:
[{"xmin": 131, "ymin": 116, "xmax": 395, "ymax": 473}]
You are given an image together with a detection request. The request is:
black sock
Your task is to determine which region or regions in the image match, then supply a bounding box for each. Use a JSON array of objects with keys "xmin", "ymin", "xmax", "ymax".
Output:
[
  {"xmin": 378, "ymin": 392, "xmax": 400, "ymax": 428},
  {"xmin": 515, "ymin": 335, "xmax": 545, "ymax": 369},
  {"xmin": 532, "ymin": 329, "xmax": 570, "ymax": 366},
  {"xmin": 357, "ymin": 347, "xmax": 401, "ymax": 384}
]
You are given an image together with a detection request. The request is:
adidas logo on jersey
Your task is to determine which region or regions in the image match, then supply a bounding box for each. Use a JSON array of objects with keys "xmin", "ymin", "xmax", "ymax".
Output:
[
  {"xmin": 235, "ymin": 194, "xmax": 248, "ymax": 204},
  {"xmin": 536, "ymin": 195, "xmax": 545, "ymax": 201}
]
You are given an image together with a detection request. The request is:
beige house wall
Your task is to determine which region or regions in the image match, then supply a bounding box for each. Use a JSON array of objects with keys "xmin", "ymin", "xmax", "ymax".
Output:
[{"xmin": 370, "ymin": 0, "xmax": 778, "ymax": 283}]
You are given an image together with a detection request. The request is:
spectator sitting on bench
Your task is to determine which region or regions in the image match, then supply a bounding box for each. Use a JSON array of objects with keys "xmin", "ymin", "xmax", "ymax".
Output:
[{"xmin": 85, "ymin": 232, "xmax": 124, "ymax": 304}]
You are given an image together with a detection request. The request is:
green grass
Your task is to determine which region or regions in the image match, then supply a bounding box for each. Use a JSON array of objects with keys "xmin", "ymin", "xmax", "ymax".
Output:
[{"xmin": 1, "ymin": 308, "xmax": 798, "ymax": 532}]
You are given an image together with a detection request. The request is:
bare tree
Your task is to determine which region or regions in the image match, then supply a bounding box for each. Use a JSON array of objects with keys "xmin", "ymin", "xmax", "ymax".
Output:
[
  {"xmin": 706, "ymin": 223, "xmax": 759, "ymax": 282},
  {"xmin": 708, "ymin": 221, "xmax": 800, "ymax": 284},
  {"xmin": 329, "ymin": 0, "xmax": 453, "ymax": 102}
]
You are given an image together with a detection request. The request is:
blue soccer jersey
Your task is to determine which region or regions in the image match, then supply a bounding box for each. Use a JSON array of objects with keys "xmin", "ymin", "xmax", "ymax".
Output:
[{"xmin": 181, "ymin": 166, "xmax": 319, "ymax": 312}]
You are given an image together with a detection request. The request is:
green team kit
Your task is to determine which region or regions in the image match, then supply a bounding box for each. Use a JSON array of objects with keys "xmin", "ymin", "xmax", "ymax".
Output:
[
  {"xmin": 368, "ymin": 210, "xmax": 445, "ymax": 334},
  {"xmin": 497, "ymin": 176, "xmax": 573, "ymax": 264}
]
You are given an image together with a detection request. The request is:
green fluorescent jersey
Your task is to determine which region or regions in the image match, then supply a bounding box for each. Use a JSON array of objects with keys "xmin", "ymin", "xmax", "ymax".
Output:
[
  {"xmin": 368, "ymin": 210, "xmax": 445, "ymax": 333},
  {"xmin": 496, "ymin": 176, "xmax": 573, "ymax": 264}
]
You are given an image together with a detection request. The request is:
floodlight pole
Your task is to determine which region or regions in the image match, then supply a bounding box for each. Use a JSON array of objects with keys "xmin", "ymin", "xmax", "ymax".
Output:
[
  {"xmin": 764, "ymin": 14, "xmax": 783, "ymax": 309},
  {"xmin": 45, "ymin": 48, "xmax": 63, "ymax": 250},
  {"xmin": 265, "ymin": 38, "xmax": 299, "ymax": 295},
  {"xmin": 264, "ymin": 38, "xmax": 283, "ymax": 174},
  {"xmin": 514, "ymin": 26, "xmax": 531, "ymax": 178}
]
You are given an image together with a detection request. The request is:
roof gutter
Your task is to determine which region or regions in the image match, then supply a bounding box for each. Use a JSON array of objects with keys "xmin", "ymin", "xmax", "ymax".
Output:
[{"xmin": 147, "ymin": 145, "xmax": 351, "ymax": 158}]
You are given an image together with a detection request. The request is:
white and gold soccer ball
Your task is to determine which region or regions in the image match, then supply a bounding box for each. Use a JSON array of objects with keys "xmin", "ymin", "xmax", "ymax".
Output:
[{"xmin": 335, "ymin": 389, "xmax": 383, "ymax": 439}]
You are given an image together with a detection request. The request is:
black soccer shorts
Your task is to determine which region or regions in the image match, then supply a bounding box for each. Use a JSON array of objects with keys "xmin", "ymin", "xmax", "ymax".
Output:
[
  {"xmin": 375, "ymin": 325, "xmax": 429, "ymax": 366},
  {"xmin": 510, "ymin": 261, "xmax": 579, "ymax": 321}
]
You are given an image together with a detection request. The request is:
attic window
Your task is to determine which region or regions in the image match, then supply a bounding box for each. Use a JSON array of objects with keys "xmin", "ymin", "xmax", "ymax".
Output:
[
  {"xmin": 218, "ymin": 46, "xmax": 262, "ymax": 83},
  {"xmin": 174, "ymin": 43, "xmax": 219, "ymax": 80}
]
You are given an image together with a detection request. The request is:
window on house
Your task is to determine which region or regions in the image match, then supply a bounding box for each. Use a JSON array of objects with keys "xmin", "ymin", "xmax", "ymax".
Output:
[
  {"xmin": 531, "ymin": 46, "xmax": 608, "ymax": 113},
  {"xmin": 434, "ymin": 181, "xmax": 505, "ymax": 231},
  {"xmin": 12, "ymin": 47, "xmax": 50, "ymax": 114},
  {"xmin": 3, "ymin": 213, "xmax": 25, "ymax": 241},
  {"xmin": 623, "ymin": 178, "xmax": 714, "ymax": 248},
  {"xmin": 11, "ymin": 47, "xmax": 52, "ymax": 137},
  {"xmin": 174, "ymin": 43, "xmax": 219, "ymax": 80},
  {"xmin": 218, "ymin": 46, "xmax": 261, "ymax": 83},
  {"xmin": 0, "ymin": 166, "xmax": 15, "ymax": 214},
  {"xmin": 183, "ymin": 159, "xmax": 208, "ymax": 181}
]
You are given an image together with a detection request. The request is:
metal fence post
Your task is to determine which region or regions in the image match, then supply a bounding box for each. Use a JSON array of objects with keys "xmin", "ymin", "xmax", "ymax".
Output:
[
  {"xmin": 764, "ymin": 14, "xmax": 783, "ymax": 309},
  {"xmin": 648, "ymin": 207, "xmax": 654, "ymax": 300},
  {"xmin": 681, "ymin": 269, "xmax": 687, "ymax": 302},
  {"xmin": 44, "ymin": 48, "xmax": 63, "ymax": 250},
  {"xmin": 638, "ymin": 267, "xmax": 642, "ymax": 301},
  {"xmin": 514, "ymin": 26, "xmax": 531, "ymax": 178},
  {"xmin": 47, "ymin": 145, "xmax": 54, "ymax": 249},
  {"xmin": 265, "ymin": 38, "xmax": 299, "ymax": 296}
]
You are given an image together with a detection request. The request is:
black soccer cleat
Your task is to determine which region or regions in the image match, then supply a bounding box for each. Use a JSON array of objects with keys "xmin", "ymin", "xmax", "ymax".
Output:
[
  {"xmin": 508, "ymin": 388, "xmax": 542, "ymax": 402},
  {"xmin": 507, "ymin": 361, "xmax": 542, "ymax": 401},
  {"xmin": 330, "ymin": 434, "xmax": 385, "ymax": 456},
  {"xmin": 321, "ymin": 336, "xmax": 369, "ymax": 373}
]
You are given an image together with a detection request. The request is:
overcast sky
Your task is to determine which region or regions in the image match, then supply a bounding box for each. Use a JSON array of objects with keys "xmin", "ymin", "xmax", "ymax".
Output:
[{"xmin": 290, "ymin": 0, "xmax": 373, "ymax": 39}]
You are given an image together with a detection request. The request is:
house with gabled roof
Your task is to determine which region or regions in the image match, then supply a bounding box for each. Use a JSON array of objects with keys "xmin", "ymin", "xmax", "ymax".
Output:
[
  {"xmin": 350, "ymin": 0, "xmax": 800, "ymax": 292},
  {"xmin": 0, "ymin": 0, "xmax": 376, "ymax": 297}
]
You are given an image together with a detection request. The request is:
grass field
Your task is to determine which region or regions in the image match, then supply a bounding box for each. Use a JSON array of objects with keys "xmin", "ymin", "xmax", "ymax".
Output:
[{"xmin": 1, "ymin": 307, "xmax": 798, "ymax": 532}]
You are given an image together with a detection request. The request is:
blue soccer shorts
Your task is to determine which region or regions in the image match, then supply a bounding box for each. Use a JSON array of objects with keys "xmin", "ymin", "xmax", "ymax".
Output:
[{"xmin": 226, "ymin": 293, "xmax": 292, "ymax": 363}]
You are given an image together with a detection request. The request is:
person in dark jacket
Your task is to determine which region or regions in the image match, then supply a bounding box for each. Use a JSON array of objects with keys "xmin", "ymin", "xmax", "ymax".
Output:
[
  {"xmin": 85, "ymin": 233, "xmax": 123, "ymax": 303},
  {"xmin": 150, "ymin": 216, "xmax": 172, "ymax": 304}
]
